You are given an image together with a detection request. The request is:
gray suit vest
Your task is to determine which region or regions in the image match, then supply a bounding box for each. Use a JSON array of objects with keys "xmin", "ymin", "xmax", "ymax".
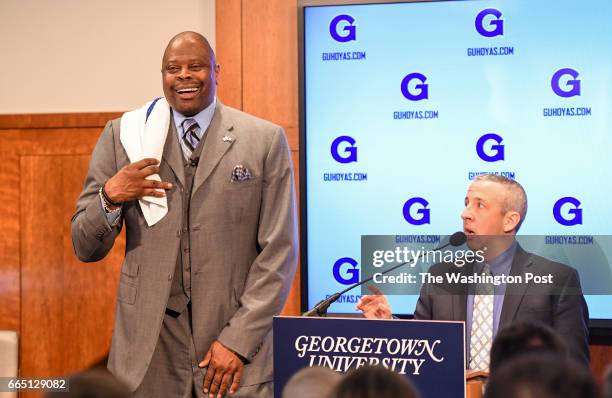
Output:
[{"xmin": 166, "ymin": 132, "xmax": 207, "ymax": 315}]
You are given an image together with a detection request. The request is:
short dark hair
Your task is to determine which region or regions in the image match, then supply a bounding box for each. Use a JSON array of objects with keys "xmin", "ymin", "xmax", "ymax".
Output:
[
  {"xmin": 331, "ymin": 366, "xmax": 420, "ymax": 398},
  {"xmin": 474, "ymin": 174, "xmax": 528, "ymax": 232},
  {"xmin": 489, "ymin": 321, "xmax": 567, "ymax": 373},
  {"xmin": 484, "ymin": 353, "xmax": 599, "ymax": 398}
]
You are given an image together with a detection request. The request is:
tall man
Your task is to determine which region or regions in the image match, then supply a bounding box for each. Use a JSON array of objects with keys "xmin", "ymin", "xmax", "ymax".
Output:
[
  {"xmin": 356, "ymin": 175, "xmax": 589, "ymax": 368},
  {"xmin": 72, "ymin": 32, "xmax": 298, "ymax": 397}
]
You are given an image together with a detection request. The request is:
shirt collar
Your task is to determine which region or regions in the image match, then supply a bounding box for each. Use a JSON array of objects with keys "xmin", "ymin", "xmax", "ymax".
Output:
[
  {"xmin": 171, "ymin": 96, "xmax": 217, "ymax": 137},
  {"xmin": 486, "ymin": 240, "xmax": 517, "ymax": 275}
]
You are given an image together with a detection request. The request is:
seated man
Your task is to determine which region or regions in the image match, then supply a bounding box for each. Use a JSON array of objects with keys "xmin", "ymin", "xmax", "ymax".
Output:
[{"xmin": 356, "ymin": 174, "xmax": 589, "ymax": 369}]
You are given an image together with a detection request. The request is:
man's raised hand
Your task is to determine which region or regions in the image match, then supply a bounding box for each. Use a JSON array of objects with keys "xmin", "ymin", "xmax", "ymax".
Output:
[{"xmin": 104, "ymin": 158, "xmax": 172, "ymax": 203}]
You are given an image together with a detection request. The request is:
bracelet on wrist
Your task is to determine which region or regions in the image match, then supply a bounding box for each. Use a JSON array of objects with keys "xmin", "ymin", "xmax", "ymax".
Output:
[{"xmin": 101, "ymin": 183, "xmax": 121, "ymax": 207}]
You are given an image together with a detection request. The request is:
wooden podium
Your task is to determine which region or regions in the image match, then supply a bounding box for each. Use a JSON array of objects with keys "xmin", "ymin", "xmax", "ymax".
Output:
[{"xmin": 466, "ymin": 370, "xmax": 489, "ymax": 398}]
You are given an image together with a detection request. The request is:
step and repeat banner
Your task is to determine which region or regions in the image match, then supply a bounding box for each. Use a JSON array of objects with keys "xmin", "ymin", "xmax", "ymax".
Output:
[{"xmin": 302, "ymin": 0, "xmax": 612, "ymax": 317}]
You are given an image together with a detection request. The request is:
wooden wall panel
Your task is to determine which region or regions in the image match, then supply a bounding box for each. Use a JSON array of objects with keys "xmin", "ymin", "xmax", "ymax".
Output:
[
  {"xmin": 0, "ymin": 114, "xmax": 124, "ymax": 393},
  {"xmin": 0, "ymin": 143, "xmax": 21, "ymax": 331},
  {"xmin": 0, "ymin": 113, "xmax": 121, "ymax": 130},
  {"xmin": 20, "ymin": 156, "xmax": 65, "ymax": 379},
  {"xmin": 0, "ymin": 117, "xmax": 117, "ymax": 332},
  {"xmin": 215, "ymin": 0, "xmax": 243, "ymax": 110},
  {"xmin": 241, "ymin": 0, "xmax": 299, "ymax": 151}
]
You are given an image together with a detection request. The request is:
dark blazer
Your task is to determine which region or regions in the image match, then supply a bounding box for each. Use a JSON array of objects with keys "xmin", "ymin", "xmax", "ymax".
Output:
[
  {"xmin": 71, "ymin": 102, "xmax": 298, "ymax": 391},
  {"xmin": 414, "ymin": 244, "xmax": 590, "ymax": 366}
]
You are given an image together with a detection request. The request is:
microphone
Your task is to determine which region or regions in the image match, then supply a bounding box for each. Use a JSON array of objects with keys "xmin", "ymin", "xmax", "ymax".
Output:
[
  {"xmin": 449, "ymin": 231, "xmax": 468, "ymax": 247},
  {"xmin": 303, "ymin": 232, "xmax": 467, "ymax": 317},
  {"xmin": 189, "ymin": 157, "xmax": 199, "ymax": 167}
]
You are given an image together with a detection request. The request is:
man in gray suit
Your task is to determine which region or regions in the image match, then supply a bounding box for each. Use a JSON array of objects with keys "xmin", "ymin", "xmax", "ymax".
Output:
[
  {"xmin": 356, "ymin": 175, "xmax": 589, "ymax": 368},
  {"xmin": 72, "ymin": 31, "xmax": 298, "ymax": 397}
]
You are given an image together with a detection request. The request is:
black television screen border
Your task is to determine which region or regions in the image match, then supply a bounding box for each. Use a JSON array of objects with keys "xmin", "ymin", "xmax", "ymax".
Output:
[{"xmin": 296, "ymin": 0, "xmax": 612, "ymax": 341}]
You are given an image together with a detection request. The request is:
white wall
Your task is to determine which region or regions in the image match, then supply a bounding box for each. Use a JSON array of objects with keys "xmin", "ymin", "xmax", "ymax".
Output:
[{"xmin": 0, "ymin": 0, "xmax": 215, "ymax": 113}]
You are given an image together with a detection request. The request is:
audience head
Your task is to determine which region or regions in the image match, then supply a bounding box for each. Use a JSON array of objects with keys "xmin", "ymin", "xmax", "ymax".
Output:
[
  {"xmin": 489, "ymin": 321, "xmax": 567, "ymax": 373},
  {"xmin": 331, "ymin": 365, "xmax": 420, "ymax": 398},
  {"xmin": 282, "ymin": 366, "xmax": 342, "ymax": 398},
  {"xmin": 484, "ymin": 353, "xmax": 599, "ymax": 398},
  {"xmin": 44, "ymin": 369, "xmax": 130, "ymax": 398}
]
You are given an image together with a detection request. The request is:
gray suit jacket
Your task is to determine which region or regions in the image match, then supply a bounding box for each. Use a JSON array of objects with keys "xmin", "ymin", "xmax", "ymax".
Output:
[
  {"xmin": 71, "ymin": 102, "xmax": 298, "ymax": 391},
  {"xmin": 414, "ymin": 244, "xmax": 590, "ymax": 366}
]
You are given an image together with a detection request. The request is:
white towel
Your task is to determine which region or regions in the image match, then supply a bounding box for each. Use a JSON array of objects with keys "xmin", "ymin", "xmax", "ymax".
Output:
[{"xmin": 120, "ymin": 97, "xmax": 170, "ymax": 226}]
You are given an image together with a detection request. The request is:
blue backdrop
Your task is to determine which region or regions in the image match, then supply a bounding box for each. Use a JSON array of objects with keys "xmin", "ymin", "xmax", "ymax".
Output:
[{"xmin": 302, "ymin": 0, "xmax": 612, "ymax": 317}]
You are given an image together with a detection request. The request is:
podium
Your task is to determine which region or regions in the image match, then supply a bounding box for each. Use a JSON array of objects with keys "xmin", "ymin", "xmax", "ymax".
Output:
[
  {"xmin": 466, "ymin": 370, "xmax": 488, "ymax": 398},
  {"xmin": 273, "ymin": 316, "xmax": 467, "ymax": 398}
]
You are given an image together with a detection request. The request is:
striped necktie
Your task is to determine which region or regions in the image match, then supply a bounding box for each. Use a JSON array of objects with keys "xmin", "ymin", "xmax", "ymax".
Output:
[
  {"xmin": 469, "ymin": 263, "xmax": 494, "ymax": 371},
  {"xmin": 181, "ymin": 118, "xmax": 201, "ymax": 154}
]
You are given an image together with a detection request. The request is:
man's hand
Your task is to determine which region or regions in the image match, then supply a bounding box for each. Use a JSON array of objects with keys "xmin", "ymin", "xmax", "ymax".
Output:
[
  {"xmin": 356, "ymin": 285, "xmax": 393, "ymax": 319},
  {"xmin": 104, "ymin": 158, "xmax": 172, "ymax": 203},
  {"xmin": 199, "ymin": 340, "xmax": 244, "ymax": 397}
]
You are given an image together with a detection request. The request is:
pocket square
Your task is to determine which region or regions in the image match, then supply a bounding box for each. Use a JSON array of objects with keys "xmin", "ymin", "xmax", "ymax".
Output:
[{"xmin": 230, "ymin": 164, "xmax": 252, "ymax": 182}]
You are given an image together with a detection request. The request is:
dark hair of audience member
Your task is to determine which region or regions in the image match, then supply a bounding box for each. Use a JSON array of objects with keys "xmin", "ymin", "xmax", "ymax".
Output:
[
  {"xmin": 331, "ymin": 365, "xmax": 420, "ymax": 398},
  {"xmin": 484, "ymin": 353, "xmax": 599, "ymax": 398},
  {"xmin": 282, "ymin": 366, "xmax": 342, "ymax": 398},
  {"xmin": 44, "ymin": 369, "xmax": 130, "ymax": 398},
  {"xmin": 489, "ymin": 321, "xmax": 567, "ymax": 373}
]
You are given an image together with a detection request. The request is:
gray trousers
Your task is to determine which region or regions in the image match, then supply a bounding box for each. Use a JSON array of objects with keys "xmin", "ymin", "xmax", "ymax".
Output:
[{"xmin": 133, "ymin": 305, "xmax": 272, "ymax": 398}]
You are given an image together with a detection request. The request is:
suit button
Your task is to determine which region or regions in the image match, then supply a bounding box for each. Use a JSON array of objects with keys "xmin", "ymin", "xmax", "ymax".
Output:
[{"xmin": 168, "ymin": 274, "xmax": 172, "ymax": 280}]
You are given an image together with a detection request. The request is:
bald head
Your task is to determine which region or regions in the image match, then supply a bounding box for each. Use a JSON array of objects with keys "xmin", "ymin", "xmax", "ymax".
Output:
[{"xmin": 162, "ymin": 31, "xmax": 215, "ymax": 66}]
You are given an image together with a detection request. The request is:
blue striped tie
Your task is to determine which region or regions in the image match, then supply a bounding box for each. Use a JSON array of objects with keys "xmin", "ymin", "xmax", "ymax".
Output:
[{"xmin": 182, "ymin": 118, "xmax": 201, "ymax": 153}]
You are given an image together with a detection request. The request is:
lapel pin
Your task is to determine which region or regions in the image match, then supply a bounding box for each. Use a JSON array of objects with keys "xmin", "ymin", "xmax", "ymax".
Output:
[{"xmin": 222, "ymin": 135, "xmax": 233, "ymax": 143}]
